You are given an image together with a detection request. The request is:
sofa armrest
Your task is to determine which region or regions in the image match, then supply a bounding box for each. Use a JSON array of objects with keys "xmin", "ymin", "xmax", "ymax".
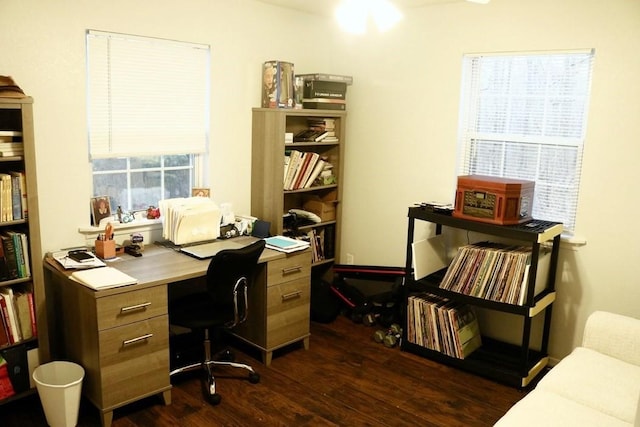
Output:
[{"xmin": 582, "ymin": 311, "xmax": 640, "ymax": 367}]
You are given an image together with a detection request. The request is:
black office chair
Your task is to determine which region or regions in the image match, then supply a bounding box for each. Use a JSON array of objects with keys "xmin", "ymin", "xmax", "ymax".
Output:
[{"xmin": 169, "ymin": 239, "xmax": 266, "ymax": 405}]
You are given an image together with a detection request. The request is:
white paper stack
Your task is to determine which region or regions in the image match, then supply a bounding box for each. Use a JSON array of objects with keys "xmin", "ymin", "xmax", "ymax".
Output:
[
  {"xmin": 264, "ymin": 235, "xmax": 310, "ymax": 253},
  {"xmin": 159, "ymin": 197, "xmax": 222, "ymax": 245},
  {"xmin": 70, "ymin": 266, "xmax": 137, "ymax": 290}
]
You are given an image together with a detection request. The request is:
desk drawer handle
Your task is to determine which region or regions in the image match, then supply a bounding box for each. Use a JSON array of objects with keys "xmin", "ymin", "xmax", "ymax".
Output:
[
  {"xmin": 282, "ymin": 266, "xmax": 302, "ymax": 275},
  {"xmin": 120, "ymin": 302, "xmax": 151, "ymax": 313},
  {"xmin": 281, "ymin": 290, "xmax": 302, "ymax": 302},
  {"xmin": 123, "ymin": 333, "xmax": 153, "ymax": 346}
]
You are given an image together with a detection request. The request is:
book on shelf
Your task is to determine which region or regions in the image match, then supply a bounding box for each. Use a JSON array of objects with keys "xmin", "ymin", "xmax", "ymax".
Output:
[
  {"xmin": 293, "ymin": 129, "xmax": 326, "ymax": 142},
  {"xmin": 296, "ymin": 73, "xmax": 353, "ymax": 85},
  {"xmin": 0, "ymin": 174, "xmax": 11, "ymax": 222},
  {"xmin": 0, "ymin": 311, "xmax": 8, "ymax": 347},
  {"xmin": 9, "ymin": 173, "xmax": 21, "ymax": 220},
  {"xmin": 295, "ymin": 152, "xmax": 320, "ymax": 190},
  {"xmin": 0, "ymin": 355, "xmax": 15, "ymax": 399},
  {"xmin": 13, "ymin": 285, "xmax": 33, "ymax": 340},
  {"xmin": 306, "ymin": 228, "xmax": 325, "ymax": 263},
  {"xmin": 0, "ymin": 142, "xmax": 24, "ymax": 157},
  {"xmin": 407, "ymin": 292, "xmax": 481, "ymax": 359},
  {"xmin": 0, "ymin": 288, "xmax": 20, "ymax": 344},
  {"xmin": 284, "ymin": 150, "xmax": 302, "ymax": 190},
  {"xmin": 9, "ymin": 171, "xmax": 26, "ymax": 219},
  {"xmin": 284, "ymin": 132, "xmax": 294, "ymax": 144},
  {"xmin": 0, "ymin": 234, "xmax": 19, "ymax": 280},
  {"xmin": 303, "ymin": 158, "xmax": 326, "ymax": 189}
]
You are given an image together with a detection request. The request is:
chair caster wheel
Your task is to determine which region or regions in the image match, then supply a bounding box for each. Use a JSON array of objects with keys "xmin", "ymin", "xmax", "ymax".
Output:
[
  {"xmin": 249, "ymin": 372, "xmax": 260, "ymax": 384},
  {"xmin": 207, "ymin": 393, "xmax": 222, "ymax": 405},
  {"xmin": 220, "ymin": 349, "xmax": 234, "ymax": 362}
]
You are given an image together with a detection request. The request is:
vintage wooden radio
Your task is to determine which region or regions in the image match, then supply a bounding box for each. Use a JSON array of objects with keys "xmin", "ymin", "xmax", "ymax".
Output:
[{"xmin": 453, "ymin": 175, "xmax": 535, "ymax": 225}]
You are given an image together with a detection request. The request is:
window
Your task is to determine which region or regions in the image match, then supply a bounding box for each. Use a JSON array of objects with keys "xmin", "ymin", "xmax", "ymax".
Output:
[
  {"xmin": 86, "ymin": 30, "xmax": 210, "ymax": 212},
  {"xmin": 457, "ymin": 50, "xmax": 594, "ymax": 233}
]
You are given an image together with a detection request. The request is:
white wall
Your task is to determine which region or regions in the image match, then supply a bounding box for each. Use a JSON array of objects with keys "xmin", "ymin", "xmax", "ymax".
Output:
[
  {"xmin": 335, "ymin": 0, "xmax": 640, "ymax": 359},
  {"xmin": 0, "ymin": 0, "xmax": 638, "ymax": 361}
]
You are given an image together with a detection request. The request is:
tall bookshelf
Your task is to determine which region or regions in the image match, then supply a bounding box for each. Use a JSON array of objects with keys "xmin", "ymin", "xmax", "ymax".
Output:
[
  {"xmin": 402, "ymin": 206, "xmax": 562, "ymax": 388},
  {"xmin": 251, "ymin": 108, "xmax": 346, "ymax": 278},
  {"xmin": 0, "ymin": 97, "xmax": 44, "ymax": 404}
]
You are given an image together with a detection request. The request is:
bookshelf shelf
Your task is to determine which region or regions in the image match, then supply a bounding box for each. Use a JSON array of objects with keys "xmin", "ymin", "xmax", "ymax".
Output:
[
  {"xmin": 402, "ymin": 206, "xmax": 562, "ymax": 388},
  {"xmin": 251, "ymin": 108, "xmax": 346, "ymax": 277},
  {"xmin": 0, "ymin": 97, "xmax": 44, "ymax": 405}
]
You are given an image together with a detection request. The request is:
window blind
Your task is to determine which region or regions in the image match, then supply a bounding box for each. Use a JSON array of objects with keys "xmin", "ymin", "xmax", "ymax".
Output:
[
  {"xmin": 87, "ymin": 30, "xmax": 210, "ymax": 159},
  {"xmin": 457, "ymin": 50, "xmax": 594, "ymax": 232}
]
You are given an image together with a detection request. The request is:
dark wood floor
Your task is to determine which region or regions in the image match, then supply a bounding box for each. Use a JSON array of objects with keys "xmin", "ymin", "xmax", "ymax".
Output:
[{"xmin": 0, "ymin": 315, "xmax": 526, "ymax": 426}]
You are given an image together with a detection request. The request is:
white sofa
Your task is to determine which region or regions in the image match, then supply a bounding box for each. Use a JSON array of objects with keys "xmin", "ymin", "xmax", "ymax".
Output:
[{"xmin": 495, "ymin": 311, "xmax": 640, "ymax": 426}]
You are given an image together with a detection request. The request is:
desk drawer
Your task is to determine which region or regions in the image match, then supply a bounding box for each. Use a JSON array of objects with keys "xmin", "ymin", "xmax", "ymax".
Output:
[
  {"xmin": 267, "ymin": 251, "xmax": 311, "ymax": 287},
  {"xmin": 97, "ymin": 285, "xmax": 167, "ymax": 330},
  {"xmin": 266, "ymin": 277, "xmax": 310, "ymax": 348},
  {"xmin": 98, "ymin": 315, "xmax": 169, "ymax": 408}
]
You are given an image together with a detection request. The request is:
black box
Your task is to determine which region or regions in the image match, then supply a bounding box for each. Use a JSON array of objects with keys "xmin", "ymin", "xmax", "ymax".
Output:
[
  {"xmin": 303, "ymin": 80, "xmax": 347, "ymax": 100},
  {"xmin": 1, "ymin": 344, "xmax": 30, "ymax": 393},
  {"xmin": 302, "ymin": 99, "xmax": 346, "ymax": 110}
]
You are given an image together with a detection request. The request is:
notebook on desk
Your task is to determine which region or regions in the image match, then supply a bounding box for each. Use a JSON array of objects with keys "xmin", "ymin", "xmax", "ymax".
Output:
[{"xmin": 180, "ymin": 239, "xmax": 247, "ymax": 259}]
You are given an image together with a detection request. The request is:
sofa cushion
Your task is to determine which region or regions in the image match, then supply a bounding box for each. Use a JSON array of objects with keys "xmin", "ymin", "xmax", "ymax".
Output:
[
  {"xmin": 537, "ymin": 347, "xmax": 640, "ymax": 424},
  {"xmin": 494, "ymin": 388, "xmax": 632, "ymax": 426}
]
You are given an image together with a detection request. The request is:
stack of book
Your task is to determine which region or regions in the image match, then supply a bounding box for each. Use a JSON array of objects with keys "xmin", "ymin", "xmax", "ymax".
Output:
[
  {"xmin": 0, "ymin": 283, "xmax": 36, "ymax": 347},
  {"xmin": 0, "ymin": 131, "xmax": 24, "ymax": 157},
  {"xmin": 407, "ymin": 292, "xmax": 481, "ymax": 359},
  {"xmin": 307, "ymin": 118, "xmax": 338, "ymax": 143},
  {"xmin": 283, "ymin": 150, "xmax": 332, "ymax": 190},
  {"xmin": 296, "ymin": 73, "xmax": 352, "ymax": 110},
  {"xmin": 439, "ymin": 242, "xmax": 549, "ymax": 305},
  {"xmin": 0, "ymin": 231, "xmax": 31, "ymax": 281},
  {"xmin": 306, "ymin": 228, "xmax": 326, "ymax": 263}
]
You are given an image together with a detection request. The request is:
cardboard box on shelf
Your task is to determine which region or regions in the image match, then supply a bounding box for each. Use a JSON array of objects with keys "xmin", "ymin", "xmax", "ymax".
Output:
[{"xmin": 303, "ymin": 190, "xmax": 337, "ymax": 222}]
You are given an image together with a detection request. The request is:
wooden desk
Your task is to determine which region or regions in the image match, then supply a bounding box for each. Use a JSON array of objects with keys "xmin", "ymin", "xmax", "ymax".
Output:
[{"xmin": 44, "ymin": 237, "xmax": 311, "ymax": 427}]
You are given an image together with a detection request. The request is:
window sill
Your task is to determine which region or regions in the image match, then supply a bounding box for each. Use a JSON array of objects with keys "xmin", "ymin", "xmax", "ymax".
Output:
[{"xmin": 78, "ymin": 218, "xmax": 163, "ymax": 246}]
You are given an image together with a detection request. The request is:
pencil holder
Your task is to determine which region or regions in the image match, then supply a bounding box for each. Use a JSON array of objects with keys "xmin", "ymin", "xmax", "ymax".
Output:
[{"xmin": 95, "ymin": 239, "xmax": 116, "ymax": 259}]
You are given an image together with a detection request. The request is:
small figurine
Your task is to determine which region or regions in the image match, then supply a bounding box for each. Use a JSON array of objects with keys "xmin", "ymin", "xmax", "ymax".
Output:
[{"xmin": 147, "ymin": 206, "xmax": 160, "ymax": 219}]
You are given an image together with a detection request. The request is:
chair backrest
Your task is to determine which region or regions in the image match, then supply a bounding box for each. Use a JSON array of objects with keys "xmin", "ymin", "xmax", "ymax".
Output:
[{"xmin": 206, "ymin": 239, "xmax": 266, "ymax": 328}]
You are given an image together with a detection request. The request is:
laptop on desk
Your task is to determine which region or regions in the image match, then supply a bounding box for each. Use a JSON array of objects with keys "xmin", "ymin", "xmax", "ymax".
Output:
[{"xmin": 179, "ymin": 239, "xmax": 248, "ymax": 259}]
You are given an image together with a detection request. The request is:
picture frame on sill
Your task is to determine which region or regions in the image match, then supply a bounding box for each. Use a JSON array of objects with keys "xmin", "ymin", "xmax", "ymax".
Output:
[
  {"xmin": 192, "ymin": 188, "xmax": 211, "ymax": 198},
  {"xmin": 91, "ymin": 196, "xmax": 111, "ymax": 226}
]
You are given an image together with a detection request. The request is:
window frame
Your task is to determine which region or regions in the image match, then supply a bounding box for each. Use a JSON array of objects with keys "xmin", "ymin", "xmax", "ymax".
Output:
[
  {"xmin": 86, "ymin": 30, "xmax": 210, "ymax": 213},
  {"xmin": 456, "ymin": 49, "xmax": 595, "ymax": 234}
]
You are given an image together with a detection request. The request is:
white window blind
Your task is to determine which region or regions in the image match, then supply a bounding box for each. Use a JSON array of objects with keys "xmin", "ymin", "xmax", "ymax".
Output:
[
  {"xmin": 87, "ymin": 30, "xmax": 210, "ymax": 159},
  {"xmin": 457, "ymin": 50, "xmax": 594, "ymax": 233}
]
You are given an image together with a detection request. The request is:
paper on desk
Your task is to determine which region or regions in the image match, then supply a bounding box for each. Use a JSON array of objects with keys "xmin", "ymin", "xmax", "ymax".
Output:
[
  {"xmin": 159, "ymin": 197, "xmax": 222, "ymax": 245},
  {"xmin": 412, "ymin": 234, "xmax": 449, "ymax": 281},
  {"xmin": 264, "ymin": 235, "xmax": 310, "ymax": 253},
  {"xmin": 70, "ymin": 266, "xmax": 137, "ymax": 290},
  {"xmin": 51, "ymin": 250, "xmax": 106, "ymax": 269}
]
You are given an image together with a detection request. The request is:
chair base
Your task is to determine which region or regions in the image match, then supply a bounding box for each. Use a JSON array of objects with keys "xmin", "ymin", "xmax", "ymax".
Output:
[{"xmin": 170, "ymin": 335, "xmax": 260, "ymax": 405}]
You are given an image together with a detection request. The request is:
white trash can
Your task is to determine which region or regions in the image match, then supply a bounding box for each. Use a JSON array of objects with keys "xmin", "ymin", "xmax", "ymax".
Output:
[{"xmin": 32, "ymin": 361, "xmax": 85, "ymax": 427}]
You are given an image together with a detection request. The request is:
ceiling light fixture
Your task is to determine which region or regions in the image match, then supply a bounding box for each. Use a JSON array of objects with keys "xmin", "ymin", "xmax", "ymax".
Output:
[{"xmin": 335, "ymin": 0, "xmax": 403, "ymax": 35}]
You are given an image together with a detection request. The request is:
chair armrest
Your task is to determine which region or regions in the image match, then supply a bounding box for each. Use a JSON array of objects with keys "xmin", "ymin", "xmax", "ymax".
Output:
[{"xmin": 582, "ymin": 311, "xmax": 640, "ymax": 366}]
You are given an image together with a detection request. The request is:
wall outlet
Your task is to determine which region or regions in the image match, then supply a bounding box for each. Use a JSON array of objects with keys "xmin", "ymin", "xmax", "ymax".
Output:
[{"xmin": 346, "ymin": 253, "xmax": 354, "ymax": 265}]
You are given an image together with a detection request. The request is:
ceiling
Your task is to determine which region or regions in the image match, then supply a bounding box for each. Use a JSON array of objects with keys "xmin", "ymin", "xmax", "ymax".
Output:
[{"xmin": 255, "ymin": 0, "xmax": 460, "ymax": 16}]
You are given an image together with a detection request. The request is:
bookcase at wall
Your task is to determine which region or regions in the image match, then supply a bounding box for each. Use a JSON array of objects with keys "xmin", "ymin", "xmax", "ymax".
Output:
[
  {"xmin": 402, "ymin": 206, "xmax": 562, "ymax": 388},
  {"xmin": 251, "ymin": 108, "xmax": 345, "ymax": 278},
  {"xmin": 0, "ymin": 97, "xmax": 44, "ymax": 404}
]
